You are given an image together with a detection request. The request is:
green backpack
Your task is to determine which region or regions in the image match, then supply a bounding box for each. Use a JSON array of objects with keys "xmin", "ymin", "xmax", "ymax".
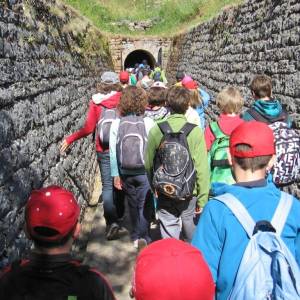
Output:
[{"xmin": 208, "ymin": 122, "xmax": 235, "ymax": 185}]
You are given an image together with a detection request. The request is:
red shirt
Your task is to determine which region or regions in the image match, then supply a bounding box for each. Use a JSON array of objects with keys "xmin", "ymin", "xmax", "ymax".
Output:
[
  {"xmin": 204, "ymin": 114, "xmax": 244, "ymax": 150},
  {"xmin": 66, "ymin": 92, "xmax": 121, "ymax": 153}
]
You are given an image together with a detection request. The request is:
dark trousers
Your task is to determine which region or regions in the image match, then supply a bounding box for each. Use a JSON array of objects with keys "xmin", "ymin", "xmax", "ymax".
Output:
[
  {"xmin": 97, "ymin": 152, "xmax": 124, "ymax": 226},
  {"xmin": 121, "ymin": 174, "xmax": 151, "ymax": 242}
]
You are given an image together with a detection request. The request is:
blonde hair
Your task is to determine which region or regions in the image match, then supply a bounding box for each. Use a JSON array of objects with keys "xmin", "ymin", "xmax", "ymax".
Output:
[
  {"xmin": 216, "ymin": 86, "xmax": 244, "ymax": 114},
  {"xmin": 189, "ymin": 89, "xmax": 203, "ymax": 109}
]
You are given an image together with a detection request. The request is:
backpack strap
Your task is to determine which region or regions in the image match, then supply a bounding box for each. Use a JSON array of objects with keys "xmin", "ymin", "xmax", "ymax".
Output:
[
  {"xmin": 158, "ymin": 122, "xmax": 196, "ymax": 136},
  {"xmin": 158, "ymin": 121, "xmax": 173, "ymax": 134},
  {"xmin": 180, "ymin": 123, "xmax": 197, "ymax": 136},
  {"xmin": 209, "ymin": 121, "xmax": 226, "ymax": 139},
  {"xmin": 271, "ymin": 192, "xmax": 293, "ymax": 236},
  {"xmin": 214, "ymin": 193, "xmax": 255, "ymax": 238}
]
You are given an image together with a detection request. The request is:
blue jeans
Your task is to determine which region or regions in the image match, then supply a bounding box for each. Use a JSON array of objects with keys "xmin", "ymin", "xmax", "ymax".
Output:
[
  {"xmin": 157, "ymin": 196, "xmax": 197, "ymax": 242},
  {"xmin": 97, "ymin": 152, "xmax": 124, "ymax": 226},
  {"xmin": 121, "ymin": 174, "xmax": 151, "ymax": 242}
]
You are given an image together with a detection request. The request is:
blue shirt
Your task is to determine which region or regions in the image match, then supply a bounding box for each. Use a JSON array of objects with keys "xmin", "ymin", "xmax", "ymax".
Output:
[
  {"xmin": 192, "ymin": 180, "xmax": 300, "ymax": 300},
  {"xmin": 196, "ymin": 88, "xmax": 210, "ymax": 129}
]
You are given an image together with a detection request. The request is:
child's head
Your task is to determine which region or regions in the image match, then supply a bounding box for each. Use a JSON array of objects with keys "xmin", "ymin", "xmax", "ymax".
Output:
[
  {"xmin": 216, "ymin": 86, "xmax": 244, "ymax": 114},
  {"xmin": 96, "ymin": 71, "xmax": 123, "ymax": 93},
  {"xmin": 131, "ymin": 239, "xmax": 215, "ymax": 300},
  {"xmin": 119, "ymin": 71, "xmax": 129, "ymax": 84},
  {"xmin": 229, "ymin": 121, "xmax": 275, "ymax": 173},
  {"xmin": 118, "ymin": 86, "xmax": 148, "ymax": 116},
  {"xmin": 142, "ymin": 68, "xmax": 150, "ymax": 77},
  {"xmin": 250, "ymin": 74, "xmax": 272, "ymax": 99},
  {"xmin": 25, "ymin": 186, "xmax": 80, "ymax": 250},
  {"xmin": 182, "ymin": 80, "xmax": 202, "ymax": 109},
  {"xmin": 148, "ymin": 85, "xmax": 167, "ymax": 107},
  {"xmin": 175, "ymin": 71, "xmax": 185, "ymax": 82},
  {"xmin": 167, "ymin": 86, "xmax": 190, "ymax": 114}
]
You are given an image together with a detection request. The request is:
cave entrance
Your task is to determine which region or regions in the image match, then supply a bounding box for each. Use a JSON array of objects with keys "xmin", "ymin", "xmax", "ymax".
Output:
[{"xmin": 124, "ymin": 49, "xmax": 156, "ymax": 70}]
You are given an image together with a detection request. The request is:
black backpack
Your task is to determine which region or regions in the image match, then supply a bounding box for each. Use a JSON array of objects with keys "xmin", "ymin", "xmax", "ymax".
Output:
[
  {"xmin": 153, "ymin": 122, "xmax": 197, "ymax": 200},
  {"xmin": 247, "ymin": 108, "xmax": 300, "ymax": 185}
]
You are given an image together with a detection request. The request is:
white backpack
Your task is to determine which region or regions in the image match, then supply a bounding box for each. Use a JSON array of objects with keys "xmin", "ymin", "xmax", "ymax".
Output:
[
  {"xmin": 97, "ymin": 107, "xmax": 117, "ymax": 149},
  {"xmin": 215, "ymin": 192, "xmax": 300, "ymax": 300}
]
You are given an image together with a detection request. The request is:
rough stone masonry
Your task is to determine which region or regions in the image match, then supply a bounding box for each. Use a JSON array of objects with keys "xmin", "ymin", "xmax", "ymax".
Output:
[
  {"xmin": 167, "ymin": 0, "xmax": 300, "ymax": 196},
  {"xmin": 0, "ymin": 0, "xmax": 113, "ymax": 267}
]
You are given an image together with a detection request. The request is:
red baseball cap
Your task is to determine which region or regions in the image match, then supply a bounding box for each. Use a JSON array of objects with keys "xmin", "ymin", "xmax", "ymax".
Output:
[
  {"xmin": 230, "ymin": 121, "xmax": 275, "ymax": 158},
  {"xmin": 132, "ymin": 238, "xmax": 215, "ymax": 300},
  {"xmin": 182, "ymin": 80, "xmax": 198, "ymax": 90},
  {"xmin": 25, "ymin": 186, "xmax": 80, "ymax": 242},
  {"xmin": 119, "ymin": 71, "xmax": 129, "ymax": 83}
]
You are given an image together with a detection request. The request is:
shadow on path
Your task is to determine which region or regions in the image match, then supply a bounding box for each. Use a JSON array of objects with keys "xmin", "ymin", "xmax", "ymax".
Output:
[{"xmin": 82, "ymin": 203, "xmax": 161, "ymax": 299}]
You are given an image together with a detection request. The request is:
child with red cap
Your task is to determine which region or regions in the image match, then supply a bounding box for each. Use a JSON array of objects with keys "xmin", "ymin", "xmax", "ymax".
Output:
[
  {"xmin": 192, "ymin": 121, "xmax": 300, "ymax": 300},
  {"xmin": 0, "ymin": 186, "xmax": 116, "ymax": 300},
  {"xmin": 182, "ymin": 76, "xmax": 211, "ymax": 129},
  {"xmin": 131, "ymin": 238, "xmax": 215, "ymax": 300},
  {"xmin": 119, "ymin": 70, "xmax": 130, "ymax": 88}
]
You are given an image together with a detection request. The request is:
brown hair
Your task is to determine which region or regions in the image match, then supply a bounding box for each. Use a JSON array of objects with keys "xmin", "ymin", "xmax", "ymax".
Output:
[
  {"xmin": 250, "ymin": 74, "xmax": 272, "ymax": 98},
  {"xmin": 148, "ymin": 87, "xmax": 167, "ymax": 106},
  {"xmin": 96, "ymin": 82, "xmax": 123, "ymax": 94},
  {"xmin": 234, "ymin": 144, "xmax": 272, "ymax": 172},
  {"xmin": 118, "ymin": 86, "xmax": 148, "ymax": 116},
  {"xmin": 189, "ymin": 89, "xmax": 202, "ymax": 109},
  {"xmin": 216, "ymin": 86, "xmax": 244, "ymax": 114},
  {"xmin": 167, "ymin": 86, "xmax": 190, "ymax": 114}
]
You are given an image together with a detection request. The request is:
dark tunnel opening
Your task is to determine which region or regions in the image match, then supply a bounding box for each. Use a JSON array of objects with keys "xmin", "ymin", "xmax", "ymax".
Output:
[{"xmin": 124, "ymin": 49, "xmax": 156, "ymax": 70}]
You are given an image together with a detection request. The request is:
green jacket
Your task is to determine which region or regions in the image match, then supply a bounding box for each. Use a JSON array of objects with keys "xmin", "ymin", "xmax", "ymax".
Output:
[
  {"xmin": 150, "ymin": 67, "xmax": 168, "ymax": 84},
  {"xmin": 144, "ymin": 114, "xmax": 210, "ymax": 207}
]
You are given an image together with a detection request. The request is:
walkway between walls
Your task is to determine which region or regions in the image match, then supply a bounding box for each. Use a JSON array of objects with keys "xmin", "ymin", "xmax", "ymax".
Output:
[
  {"xmin": 83, "ymin": 205, "xmax": 136, "ymax": 300},
  {"xmin": 75, "ymin": 175, "xmax": 160, "ymax": 300}
]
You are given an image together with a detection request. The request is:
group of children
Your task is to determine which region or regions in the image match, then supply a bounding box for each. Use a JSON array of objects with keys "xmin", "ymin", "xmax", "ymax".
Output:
[{"xmin": 1, "ymin": 68, "xmax": 300, "ymax": 299}]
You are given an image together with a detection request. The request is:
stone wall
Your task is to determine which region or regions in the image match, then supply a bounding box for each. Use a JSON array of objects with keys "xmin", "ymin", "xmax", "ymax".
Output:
[
  {"xmin": 167, "ymin": 0, "xmax": 300, "ymax": 196},
  {"xmin": 0, "ymin": 0, "xmax": 112, "ymax": 267}
]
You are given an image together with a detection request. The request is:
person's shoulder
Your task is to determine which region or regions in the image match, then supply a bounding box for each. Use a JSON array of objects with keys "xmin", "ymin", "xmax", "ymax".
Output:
[
  {"xmin": 205, "ymin": 196, "xmax": 230, "ymax": 212},
  {"xmin": 67, "ymin": 262, "xmax": 115, "ymax": 298},
  {"xmin": 69, "ymin": 261, "xmax": 109, "ymax": 284},
  {"xmin": 241, "ymin": 109, "xmax": 253, "ymax": 121},
  {"xmin": 86, "ymin": 267, "xmax": 115, "ymax": 298},
  {"xmin": 148, "ymin": 121, "xmax": 160, "ymax": 134}
]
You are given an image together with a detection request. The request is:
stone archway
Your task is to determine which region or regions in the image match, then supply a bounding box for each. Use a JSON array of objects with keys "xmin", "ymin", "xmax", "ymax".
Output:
[
  {"xmin": 124, "ymin": 49, "xmax": 156, "ymax": 69},
  {"xmin": 109, "ymin": 37, "xmax": 172, "ymax": 72}
]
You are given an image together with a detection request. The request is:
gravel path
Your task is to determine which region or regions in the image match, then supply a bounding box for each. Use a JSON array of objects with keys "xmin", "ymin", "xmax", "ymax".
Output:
[
  {"xmin": 75, "ymin": 175, "xmax": 160, "ymax": 299},
  {"xmin": 83, "ymin": 204, "xmax": 137, "ymax": 300}
]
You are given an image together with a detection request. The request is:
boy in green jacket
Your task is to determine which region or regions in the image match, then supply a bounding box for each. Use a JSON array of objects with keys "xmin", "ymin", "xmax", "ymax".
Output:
[{"xmin": 145, "ymin": 86, "xmax": 210, "ymax": 242}]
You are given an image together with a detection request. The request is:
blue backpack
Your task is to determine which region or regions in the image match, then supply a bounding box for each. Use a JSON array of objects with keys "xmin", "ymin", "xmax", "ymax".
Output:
[{"xmin": 215, "ymin": 192, "xmax": 300, "ymax": 300}]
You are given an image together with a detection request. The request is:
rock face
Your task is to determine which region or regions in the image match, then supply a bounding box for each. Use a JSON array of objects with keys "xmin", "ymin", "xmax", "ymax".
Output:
[
  {"xmin": 0, "ymin": 0, "xmax": 112, "ymax": 267},
  {"xmin": 167, "ymin": 0, "xmax": 300, "ymax": 196}
]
